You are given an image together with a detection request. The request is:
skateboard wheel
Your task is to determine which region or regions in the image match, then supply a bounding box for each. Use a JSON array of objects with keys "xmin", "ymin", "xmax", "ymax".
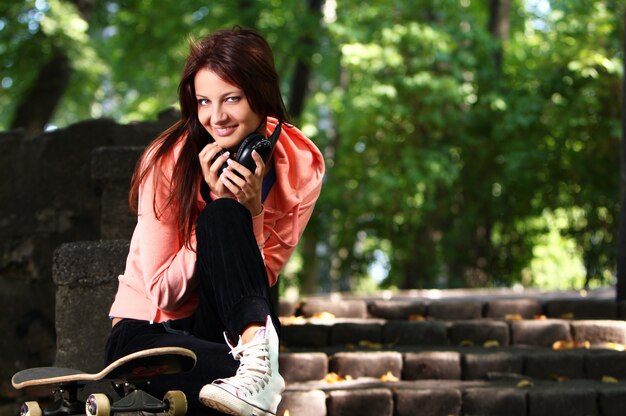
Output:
[
  {"xmin": 164, "ymin": 390, "xmax": 187, "ymax": 416},
  {"xmin": 86, "ymin": 393, "xmax": 111, "ymax": 416},
  {"xmin": 20, "ymin": 401, "xmax": 42, "ymax": 416}
]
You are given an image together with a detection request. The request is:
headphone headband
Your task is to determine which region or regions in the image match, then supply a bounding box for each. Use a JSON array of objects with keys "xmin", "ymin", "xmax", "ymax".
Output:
[{"xmin": 267, "ymin": 122, "xmax": 282, "ymax": 146}]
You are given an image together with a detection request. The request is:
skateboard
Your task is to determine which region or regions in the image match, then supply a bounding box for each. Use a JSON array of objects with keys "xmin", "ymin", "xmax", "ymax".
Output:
[{"xmin": 12, "ymin": 346, "xmax": 197, "ymax": 416}]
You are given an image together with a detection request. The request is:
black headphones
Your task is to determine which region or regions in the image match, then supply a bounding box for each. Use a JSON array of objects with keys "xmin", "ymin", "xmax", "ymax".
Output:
[{"xmin": 213, "ymin": 123, "xmax": 282, "ymax": 177}]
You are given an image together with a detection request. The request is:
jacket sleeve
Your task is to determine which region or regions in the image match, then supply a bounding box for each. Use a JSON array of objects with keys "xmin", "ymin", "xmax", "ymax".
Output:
[
  {"xmin": 136, "ymin": 159, "xmax": 198, "ymax": 312},
  {"xmin": 254, "ymin": 184, "xmax": 321, "ymax": 287}
]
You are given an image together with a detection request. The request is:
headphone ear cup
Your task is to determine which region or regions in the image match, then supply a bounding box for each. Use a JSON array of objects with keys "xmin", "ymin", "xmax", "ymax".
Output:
[{"xmin": 236, "ymin": 133, "xmax": 268, "ymax": 172}]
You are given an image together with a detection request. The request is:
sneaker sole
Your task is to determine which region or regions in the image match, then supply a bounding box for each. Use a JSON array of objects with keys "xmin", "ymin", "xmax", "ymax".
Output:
[{"xmin": 199, "ymin": 384, "xmax": 276, "ymax": 416}]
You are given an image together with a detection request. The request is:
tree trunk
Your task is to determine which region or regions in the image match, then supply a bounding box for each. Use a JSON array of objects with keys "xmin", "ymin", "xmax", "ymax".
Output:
[
  {"xmin": 488, "ymin": 0, "xmax": 510, "ymax": 72},
  {"xmin": 10, "ymin": 0, "xmax": 94, "ymax": 136},
  {"xmin": 290, "ymin": 0, "xmax": 324, "ymax": 294},
  {"xmin": 287, "ymin": 0, "xmax": 324, "ymax": 118},
  {"xmin": 10, "ymin": 51, "xmax": 72, "ymax": 136},
  {"xmin": 616, "ymin": 7, "xmax": 626, "ymax": 301}
]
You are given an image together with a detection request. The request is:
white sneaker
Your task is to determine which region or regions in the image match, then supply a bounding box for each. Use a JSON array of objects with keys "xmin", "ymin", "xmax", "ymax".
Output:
[{"xmin": 199, "ymin": 315, "xmax": 285, "ymax": 415}]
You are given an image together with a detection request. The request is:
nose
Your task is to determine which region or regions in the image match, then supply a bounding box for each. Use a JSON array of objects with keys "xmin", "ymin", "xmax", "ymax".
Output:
[{"xmin": 211, "ymin": 103, "xmax": 228, "ymax": 124}]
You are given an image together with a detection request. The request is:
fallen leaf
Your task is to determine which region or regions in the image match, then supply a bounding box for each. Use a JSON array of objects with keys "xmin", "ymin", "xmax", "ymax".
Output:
[
  {"xmin": 459, "ymin": 340, "xmax": 474, "ymax": 347},
  {"xmin": 559, "ymin": 313, "xmax": 575, "ymax": 320},
  {"xmin": 484, "ymin": 340, "xmax": 500, "ymax": 348},
  {"xmin": 358, "ymin": 340, "xmax": 384, "ymax": 349},
  {"xmin": 312, "ymin": 311, "xmax": 336, "ymax": 320},
  {"xmin": 517, "ymin": 379, "xmax": 534, "ymax": 388},
  {"xmin": 380, "ymin": 371, "xmax": 399, "ymax": 382},
  {"xmin": 279, "ymin": 316, "xmax": 306, "ymax": 325},
  {"xmin": 548, "ymin": 374, "xmax": 569, "ymax": 382},
  {"xmin": 605, "ymin": 342, "xmax": 626, "ymax": 351},
  {"xmin": 323, "ymin": 372, "xmax": 352, "ymax": 383},
  {"xmin": 408, "ymin": 314, "xmax": 425, "ymax": 321},
  {"xmin": 533, "ymin": 315, "xmax": 547, "ymax": 320},
  {"xmin": 552, "ymin": 340, "xmax": 590, "ymax": 350},
  {"xmin": 602, "ymin": 375, "xmax": 619, "ymax": 383},
  {"xmin": 505, "ymin": 314, "xmax": 522, "ymax": 321}
]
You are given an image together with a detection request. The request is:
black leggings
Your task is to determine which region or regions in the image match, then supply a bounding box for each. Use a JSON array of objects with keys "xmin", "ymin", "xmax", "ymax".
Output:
[{"xmin": 104, "ymin": 198, "xmax": 279, "ymax": 414}]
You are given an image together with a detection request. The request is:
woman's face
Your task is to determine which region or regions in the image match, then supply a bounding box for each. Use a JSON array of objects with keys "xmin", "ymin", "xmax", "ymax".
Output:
[{"xmin": 194, "ymin": 68, "xmax": 263, "ymax": 150}]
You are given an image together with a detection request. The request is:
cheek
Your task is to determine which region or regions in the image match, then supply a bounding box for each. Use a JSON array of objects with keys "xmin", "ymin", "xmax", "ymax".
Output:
[{"xmin": 197, "ymin": 108, "xmax": 210, "ymax": 126}]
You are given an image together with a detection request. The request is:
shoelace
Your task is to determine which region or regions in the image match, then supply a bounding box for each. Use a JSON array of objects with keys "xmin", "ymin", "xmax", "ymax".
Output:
[{"xmin": 223, "ymin": 338, "xmax": 272, "ymax": 397}]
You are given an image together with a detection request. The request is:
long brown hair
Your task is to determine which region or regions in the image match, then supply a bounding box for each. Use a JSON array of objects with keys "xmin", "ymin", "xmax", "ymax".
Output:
[{"xmin": 129, "ymin": 27, "xmax": 290, "ymax": 248}]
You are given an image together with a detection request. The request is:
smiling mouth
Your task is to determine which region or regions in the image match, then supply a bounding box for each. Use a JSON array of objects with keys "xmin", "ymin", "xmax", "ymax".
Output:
[{"xmin": 213, "ymin": 125, "xmax": 237, "ymax": 137}]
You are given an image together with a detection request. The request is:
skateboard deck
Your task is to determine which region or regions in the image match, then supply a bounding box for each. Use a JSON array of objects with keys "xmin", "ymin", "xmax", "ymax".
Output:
[{"xmin": 12, "ymin": 346, "xmax": 197, "ymax": 416}]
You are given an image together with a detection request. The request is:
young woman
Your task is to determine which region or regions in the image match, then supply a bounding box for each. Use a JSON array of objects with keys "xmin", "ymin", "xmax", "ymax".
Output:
[{"xmin": 105, "ymin": 27, "xmax": 324, "ymax": 415}]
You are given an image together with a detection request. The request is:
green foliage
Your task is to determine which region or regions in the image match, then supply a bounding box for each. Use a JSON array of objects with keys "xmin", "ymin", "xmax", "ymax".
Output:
[{"xmin": 1, "ymin": 0, "xmax": 623, "ymax": 291}]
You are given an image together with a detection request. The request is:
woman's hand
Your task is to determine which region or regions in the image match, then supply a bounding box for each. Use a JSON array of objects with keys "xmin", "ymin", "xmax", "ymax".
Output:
[
  {"xmin": 220, "ymin": 150, "xmax": 265, "ymax": 215},
  {"xmin": 198, "ymin": 143, "xmax": 264, "ymax": 215},
  {"xmin": 198, "ymin": 142, "xmax": 234, "ymax": 199}
]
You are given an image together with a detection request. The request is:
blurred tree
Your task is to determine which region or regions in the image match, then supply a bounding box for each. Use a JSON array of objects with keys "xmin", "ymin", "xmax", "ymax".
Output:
[{"xmin": 616, "ymin": 3, "xmax": 626, "ymax": 301}]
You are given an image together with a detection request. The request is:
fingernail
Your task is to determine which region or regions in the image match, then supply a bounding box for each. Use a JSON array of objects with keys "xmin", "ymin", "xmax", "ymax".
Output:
[
  {"xmin": 223, "ymin": 151, "xmax": 230, "ymax": 158},
  {"xmin": 226, "ymin": 159, "xmax": 233, "ymax": 165}
]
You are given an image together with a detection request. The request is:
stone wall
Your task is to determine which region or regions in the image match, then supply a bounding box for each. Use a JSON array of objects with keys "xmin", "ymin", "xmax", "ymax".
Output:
[{"xmin": 0, "ymin": 110, "xmax": 177, "ymax": 399}]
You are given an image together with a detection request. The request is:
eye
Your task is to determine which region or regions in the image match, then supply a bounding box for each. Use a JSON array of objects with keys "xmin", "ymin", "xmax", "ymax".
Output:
[
  {"xmin": 197, "ymin": 98, "xmax": 209, "ymax": 106},
  {"xmin": 225, "ymin": 96, "xmax": 241, "ymax": 103}
]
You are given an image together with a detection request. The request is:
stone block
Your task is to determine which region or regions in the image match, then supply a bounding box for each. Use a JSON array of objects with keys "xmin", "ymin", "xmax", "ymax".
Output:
[
  {"xmin": 462, "ymin": 387, "xmax": 527, "ymax": 416},
  {"xmin": 279, "ymin": 300, "xmax": 296, "ymax": 317},
  {"xmin": 300, "ymin": 298, "xmax": 367, "ymax": 318},
  {"xmin": 326, "ymin": 388, "xmax": 393, "ymax": 416},
  {"xmin": 524, "ymin": 351, "xmax": 585, "ymax": 380},
  {"xmin": 280, "ymin": 324, "xmax": 330, "ymax": 348},
  {"xmin": 598, "ymin": 387, "xmax": 626, "ymax": 416},
  {"xmin": 448, "ymin": 320, "xmax": 509, "ymax": 347},
  {"xmin": 52, "ymin": 240, "xmax": 129, "ymax": 287},
  {"xmin": 328, "ymin": 322, "xmax": 383, "ymax": 346},
  {"xmin": 394, "ymin": 388, "xmax": 461, "ymax": 416},
  {"xmin": 280, "ymin": 353, "xmax": 328, "ymax": 383},
  {"xmin": 91, "ymin": 146, "xmax": 145, "ymax": 240},
  {"xmin": 428, "ymin": 301, "xmax": 483, "ymax": 320},
  {"xmin": 585, "ymin": 351, "xmax": 626, "ymax": 380},
  {"xmin": 383, "ymin": 321, "xmax": 447, "ymax": 346},
  {"xmin": 509, "ymin": 319, "xmax": 571, "ymax": 347},
  {"xmin": 571, "ymin": 320, "xmax": 626, "ymax": 346},
  {"xmin": 528, "ymin": 387, "xmax": 598, "ymax": 416},
  {"xmin": 367, "ymin": 300, "xmax": 427, "ymax": 320},
  {"xmin": 463, "ymin": 352, "xmax": 523, "ymax": 380},
  {"xmin": 485, "ymin": 299, "xmax": 543, "ymax": 319},
  {"xmin": 329, "ymin": 352, "xmax": 402, "ymax": 379},
  {"xmin": 545, "ymin": 299, "xmax": 617, "ymax": 319},
  {"xmin": 278, "ymin": 390, "xmax": 327, "ymax": 416},
  {"xmin": 403, "ymin": 351, "xmax": 461, "ymax": 380},
  {"xmin": 91, "ymin": 146, "xmax": 144, "ymax": 181},
  {"xmin": 53, "ymin": 240, "xmax": 129, "ymax": 373}
]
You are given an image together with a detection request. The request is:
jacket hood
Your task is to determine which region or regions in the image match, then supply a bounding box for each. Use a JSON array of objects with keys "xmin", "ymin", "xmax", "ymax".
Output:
[{"xmin": 266, "ymin": 117, "xmax": 325, "ymax": 213}]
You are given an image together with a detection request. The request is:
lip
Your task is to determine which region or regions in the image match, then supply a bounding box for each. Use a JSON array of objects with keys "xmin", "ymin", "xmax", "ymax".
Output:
[{"xmin": 212, "ymin": 125, "xmax": 238, "ymax": 137}]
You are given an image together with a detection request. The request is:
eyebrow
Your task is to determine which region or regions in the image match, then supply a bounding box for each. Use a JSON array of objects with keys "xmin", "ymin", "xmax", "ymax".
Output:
[{"xmin": 195, "ymin": 90, "xmax": 242, "ymax": 98}]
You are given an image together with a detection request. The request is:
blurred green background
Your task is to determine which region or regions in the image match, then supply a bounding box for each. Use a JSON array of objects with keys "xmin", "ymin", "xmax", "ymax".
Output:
[{"xmin": 1, "ymin": 0, "xmax": 624, "ymax": 296}]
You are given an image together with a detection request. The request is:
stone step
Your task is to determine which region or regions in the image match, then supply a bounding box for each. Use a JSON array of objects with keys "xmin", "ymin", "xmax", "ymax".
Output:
[
  {"xmin": 282, "ymin": 295, "xmax": 626, "ymax": 321},
  {"xmin": 280, "ymin": 317, "xmax": 626, "ymax": 349},
  {"xmin": 278, "ymin": 378, "xmax": 626, "ymax": 416},
  {"xmin": 280, "ymin": 348, "xmax": 626, "ymax": 384}
]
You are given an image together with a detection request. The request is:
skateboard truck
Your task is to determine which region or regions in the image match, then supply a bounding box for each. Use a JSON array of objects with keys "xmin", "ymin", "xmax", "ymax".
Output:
[{"xmin": 85, "ymin": 390, "xmax": 186, "ymax": 416}]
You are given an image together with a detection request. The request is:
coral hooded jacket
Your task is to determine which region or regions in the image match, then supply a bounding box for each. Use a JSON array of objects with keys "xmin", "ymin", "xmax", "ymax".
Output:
[{"xmin": 109, "ymin": 118, "xmax": 325, "ymax": 323}]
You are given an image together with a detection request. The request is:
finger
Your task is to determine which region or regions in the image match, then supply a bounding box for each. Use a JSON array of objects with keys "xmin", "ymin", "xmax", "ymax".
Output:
[
  {"xmin": 225, "ymin": 158, "xmax": 253, "ymax": 180},
  {"xmin": 251, "ymin": 150, "xmax": 265, "ymax": 176},
  {"xmin": 222, "ymin": 165, "xmax": 247, "ymax": 188},
  {"xmin": 219, "ymin": 171, "xmax": 242, "ymax": 196}
]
